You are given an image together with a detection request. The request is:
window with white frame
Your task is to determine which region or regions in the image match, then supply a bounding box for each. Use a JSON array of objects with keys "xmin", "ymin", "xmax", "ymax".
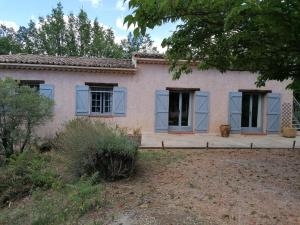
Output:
[{"xmin": 89, "ymin": 86, "xmax": 113, "ymax": 114}]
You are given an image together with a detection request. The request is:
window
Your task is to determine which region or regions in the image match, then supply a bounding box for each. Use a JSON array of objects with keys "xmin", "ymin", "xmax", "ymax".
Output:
[
  {"xmin": 19, "ymin": 80, "xmax": 44, "ymax": 91},
  {"xmin": 89, "ymin": 86, "xmax": 113, "ymax": 115}
]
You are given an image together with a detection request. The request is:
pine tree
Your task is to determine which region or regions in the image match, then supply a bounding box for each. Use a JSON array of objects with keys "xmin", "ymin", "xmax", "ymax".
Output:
[{"xmin": 77, "ymin": 9, "xmax": 91, "ymax": 56}]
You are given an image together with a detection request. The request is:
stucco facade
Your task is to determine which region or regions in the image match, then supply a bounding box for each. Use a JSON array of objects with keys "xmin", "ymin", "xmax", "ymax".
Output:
[{"xmin": 0, "ymin": 55, "xmax": 293, "ymax": 137}]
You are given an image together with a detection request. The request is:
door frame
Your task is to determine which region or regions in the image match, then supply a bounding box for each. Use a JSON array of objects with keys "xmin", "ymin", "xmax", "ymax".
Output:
[
  {"xmin": 168, "ymin": 91, "xmax": 193, "ymax": 132},
  {"xmin": 241, "ymin": 92, "xmax": 264, "ymax": 133}
]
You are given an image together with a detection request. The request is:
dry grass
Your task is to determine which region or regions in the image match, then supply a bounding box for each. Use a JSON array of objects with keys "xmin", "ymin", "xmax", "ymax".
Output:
[
  {"xmin": 103, "ymin": 149, "xmax": 300, "ymax": 225},
  {"xmin": 1, "ymin": 149, "xmax": 299, "ymax": 225}
]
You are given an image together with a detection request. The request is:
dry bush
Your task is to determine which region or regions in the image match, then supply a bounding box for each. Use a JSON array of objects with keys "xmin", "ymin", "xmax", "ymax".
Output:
[{"xmin": 55, "ymin": 118, "xmax": 138, "ymax": 181}]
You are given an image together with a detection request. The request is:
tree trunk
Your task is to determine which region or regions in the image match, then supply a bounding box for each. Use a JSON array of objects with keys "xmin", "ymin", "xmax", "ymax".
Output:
[{"xmin": 20, "ymin": 122, "xmax": 32, "ymax": 153}]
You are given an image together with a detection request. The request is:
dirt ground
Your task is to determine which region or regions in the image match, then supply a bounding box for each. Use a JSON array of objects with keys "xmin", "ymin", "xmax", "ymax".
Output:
[{"xmin": 99, "ymin": 149, "xmax": 300, "ymax": 225}]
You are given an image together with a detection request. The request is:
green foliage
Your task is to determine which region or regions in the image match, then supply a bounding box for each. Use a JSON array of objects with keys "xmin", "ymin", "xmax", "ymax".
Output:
[
  {"xmin": 65, "ymin": 13, "xmax": 78, "ymax": 56},
  {"xmin": 125, "ymin": 0, "xmax": 300, "ymax": 90},
  {"xmin": 0, "ymin": 25, "xmax": 21, "ymax": 54},
  {"xmin": 38, "ymin": 140, "xmax": 54, "ymax": 153},
  {"xmin": 17, "ymin": 21, "xmax": 39, "ymax": 54},
  {"xmin": 0, "ymin": 176, "xmax": 102, "ymax": 225},
  {"xmin": 0, "ymin": 78, "xmax": 53, "ymax": 157},
  {"xmin": 295, "ymin": 92, "xmax": 300, "ymax": 102},
  {"xmin": 121, "ymin": 32, "xmax": 158, "ymax": 58},
  {"xmin": 102, "ymin": 28, "xmax": 125, "ymax": 58},
  {"xmin": 77, "ymin": 9, "xmax": 92, "ymax": 56},
  {"xmin": 90, "ymin": 19, "xmax": 105, "ymax": 57},
  {"xmin": 38, "ymin": 2, "xmax": 66, "ymax": 56},
  {"xmin": 55, "ymin": 118, "xmax": 138, "ymax": 181},
  {"xmin": 0, "ymin": 2, "xmax": 158, "ymax": 58},
  {"xmin": 0, "ymin": 151, "xmax": 61, "ymax": 208},
  {"xmin": 30, "ymin": 179, "xmax": 102, "ymax": 225}
]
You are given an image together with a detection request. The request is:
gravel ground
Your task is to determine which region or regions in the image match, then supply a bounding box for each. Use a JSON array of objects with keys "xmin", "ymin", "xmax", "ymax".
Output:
[{"xmin": 100, "ymin": 149, "xmax": 300, "ymax": 225}]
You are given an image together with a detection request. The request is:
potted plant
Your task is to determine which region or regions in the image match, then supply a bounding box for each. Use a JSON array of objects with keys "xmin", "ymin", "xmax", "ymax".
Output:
[
  {"xmin": 282, "ymin": 127, "xmax": 297, "ymax": 138},
  {"xmin": 128, "ymin": 127, "xmax": 142, "ymax": 146},
  {"xmin": 220, "ymin": 124, "xmax": 230, "ymax": 137}
]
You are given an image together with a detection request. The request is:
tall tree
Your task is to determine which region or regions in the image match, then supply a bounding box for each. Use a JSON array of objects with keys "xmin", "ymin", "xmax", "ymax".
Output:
[
  {"xmin": 37, "ymin": 16, "xmax": 51, "ymax": 54},
  {"xmin": 17, "ymin": 20, "xmax": 38, "ymax": 54},
  {"xmin": 103, "ymin": 28, "xmax": 124, "ymax": 58},
  {"xmin": 90, "ymin": 18, "xmax": 105, "ymax": 57},
  {"xmin": 77, "ymin": 9, "xmax": 91, "ymax": 56},
  {"xmin": 0, "ymin": 2, "xmax": 159, "ymax": 59},
  {"xmin": 39, "ymin": 2, "xmax": 66, "ymax": 55},
  {"xmin": 125, "ymin": 0, "xmax": 300, "ymax": 90},
  {"xmin": 51, "ymin": 2, "xmax": 66, "ymax": 55},
  {"xmin": 66, "ymin": 13, "xmax": 78, "ymax": 56}
]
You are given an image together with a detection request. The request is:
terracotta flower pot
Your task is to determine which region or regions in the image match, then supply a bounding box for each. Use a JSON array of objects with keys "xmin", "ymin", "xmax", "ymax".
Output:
[
  {"xmin": 282, "ymin": 127, "xmax": 297, "ymax": 138},
  {"xmin": 220, "ymin": 125, "xmax": 230, "ymax": 137}
]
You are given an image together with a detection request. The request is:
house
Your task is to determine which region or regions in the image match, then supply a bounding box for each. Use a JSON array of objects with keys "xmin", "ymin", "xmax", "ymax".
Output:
[{"xmin": 0, "ymin": 53, "xmax": 294, "ymax": 137}]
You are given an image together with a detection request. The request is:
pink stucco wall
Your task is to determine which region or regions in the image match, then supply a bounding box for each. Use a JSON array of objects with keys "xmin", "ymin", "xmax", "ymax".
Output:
[{"xmin": 0, "ymin": 63, "xmax": 293, "ymax": 137}]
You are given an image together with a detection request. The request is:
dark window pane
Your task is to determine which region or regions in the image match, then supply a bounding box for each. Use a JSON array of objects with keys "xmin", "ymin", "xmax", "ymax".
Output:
[
  {"xmin": 91, "ymin": 92, "xmax": 101, "ymax": 112},
  {"xmin": 19, "ymin": 80, "xmax": 44, "ymax": 91},
  {"xmin": 251, "ymin": 94, "xmax": 259, "ymax": 127},
  {"xmin": 242, "ymin": 93, "xmax": 250, "ymax": 127},
  {"xmin": 181, "ymin": 92, "xmax": 190, "ymax": 126},
  {"xmin": 168, "ymin": 92, "xmax": 180, "ymax": 126}
]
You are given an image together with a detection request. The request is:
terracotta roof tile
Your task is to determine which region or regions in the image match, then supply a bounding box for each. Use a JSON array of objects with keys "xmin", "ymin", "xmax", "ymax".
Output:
[{"xmin": 0, "ymin": 54, "xmax": 135, "ymax": 69}]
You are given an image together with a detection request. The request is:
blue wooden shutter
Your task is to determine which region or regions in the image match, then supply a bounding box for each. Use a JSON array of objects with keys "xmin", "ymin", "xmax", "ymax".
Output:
[
  {"xmin": 267, "ymin": 93, "xmax": 281, "ymax": 133},
  {"xmin": 229, "ymin": 92, "xmax": 242, "ymax": 133},
  {"xmin": 39, "ymin": 84, "xmax": 54, "ymax": 100},
  {"xmin": 195, "ymin": 91, "xmax": 209, "ymax": 132},
  {"xmin": 155, "ymin": 90, "xmax": 169, "ymax": 132},
  {"xmin": 76, "ymin": 85, "xmax": 89, "ymax": 115},
  {"xmin": 113, "ymin": 87, "xmax": 127, "ymax": 116}
]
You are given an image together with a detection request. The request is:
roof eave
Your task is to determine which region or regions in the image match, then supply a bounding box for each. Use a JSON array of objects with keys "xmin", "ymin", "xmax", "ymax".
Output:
[
  {"xmin": 134, "ymin": 57, "xmax": 198, "ymax": 66},
  {"xmin": 0, "ymin": 63, "xmax": 137, "ymax": 74},
  {"xmin": 135, "ymin": 58, "xmax": 168, "ymax": 65}
]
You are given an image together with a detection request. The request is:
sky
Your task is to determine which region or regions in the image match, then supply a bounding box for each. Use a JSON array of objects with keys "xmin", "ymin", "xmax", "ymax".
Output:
[{"xmin": 0, "ymin": 0, "xmax": 178, "ymax": 52}]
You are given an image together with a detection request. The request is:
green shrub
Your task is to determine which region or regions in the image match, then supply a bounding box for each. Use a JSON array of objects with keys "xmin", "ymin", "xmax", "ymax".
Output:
[
  {"xmin": 55, "ymin": 118, "xmax": 138, "ymax": 181},
  {"xmin": 0, "ymin": 78, "xmax": 53, "ymax": 158},
  {"xmin": 0, "ymin": 177, "xmax": 102, "ymax": 225},
  {"xmin": 31, "ymin": 178, "xmax": 102, "ymax": 225},
  {"xmin": 0, "ymin": 151, "xmax": 61, "ymax": 207},
  {"xmin": 0, "ymin": 155, "xmax": 6, "ymax": 167},
  {"xmin": 38, "ymin": 141, "xmax": 54, "ymax": 153}
]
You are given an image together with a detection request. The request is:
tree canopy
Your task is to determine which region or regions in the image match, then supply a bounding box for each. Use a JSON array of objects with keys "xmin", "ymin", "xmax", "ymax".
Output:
[
  {"xmin": 0, "ymin": 2, "xmax": 157, "ymax": 59},
  {"xmin": 125, "ymin": 0, "xmax": 300, "ymax": 90}
]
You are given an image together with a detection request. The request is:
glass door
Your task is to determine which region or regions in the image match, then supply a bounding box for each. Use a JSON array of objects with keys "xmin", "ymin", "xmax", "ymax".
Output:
[
  {"xmin": 241, "ymin": 93, "xmax": 263, "ymax": 133},
  {"xmin": 169, "ymin": 91, "xmax": 192, "ymax": 131},
  {"xmin": 169, "ymin": 92, "xmax": 180, "ymax": 126}
]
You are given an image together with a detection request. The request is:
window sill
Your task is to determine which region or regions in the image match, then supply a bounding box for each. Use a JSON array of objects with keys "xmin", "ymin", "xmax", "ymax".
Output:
[{"xmin": 88, "ymin": 114, "xmax": 114, "ymax": 118}]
